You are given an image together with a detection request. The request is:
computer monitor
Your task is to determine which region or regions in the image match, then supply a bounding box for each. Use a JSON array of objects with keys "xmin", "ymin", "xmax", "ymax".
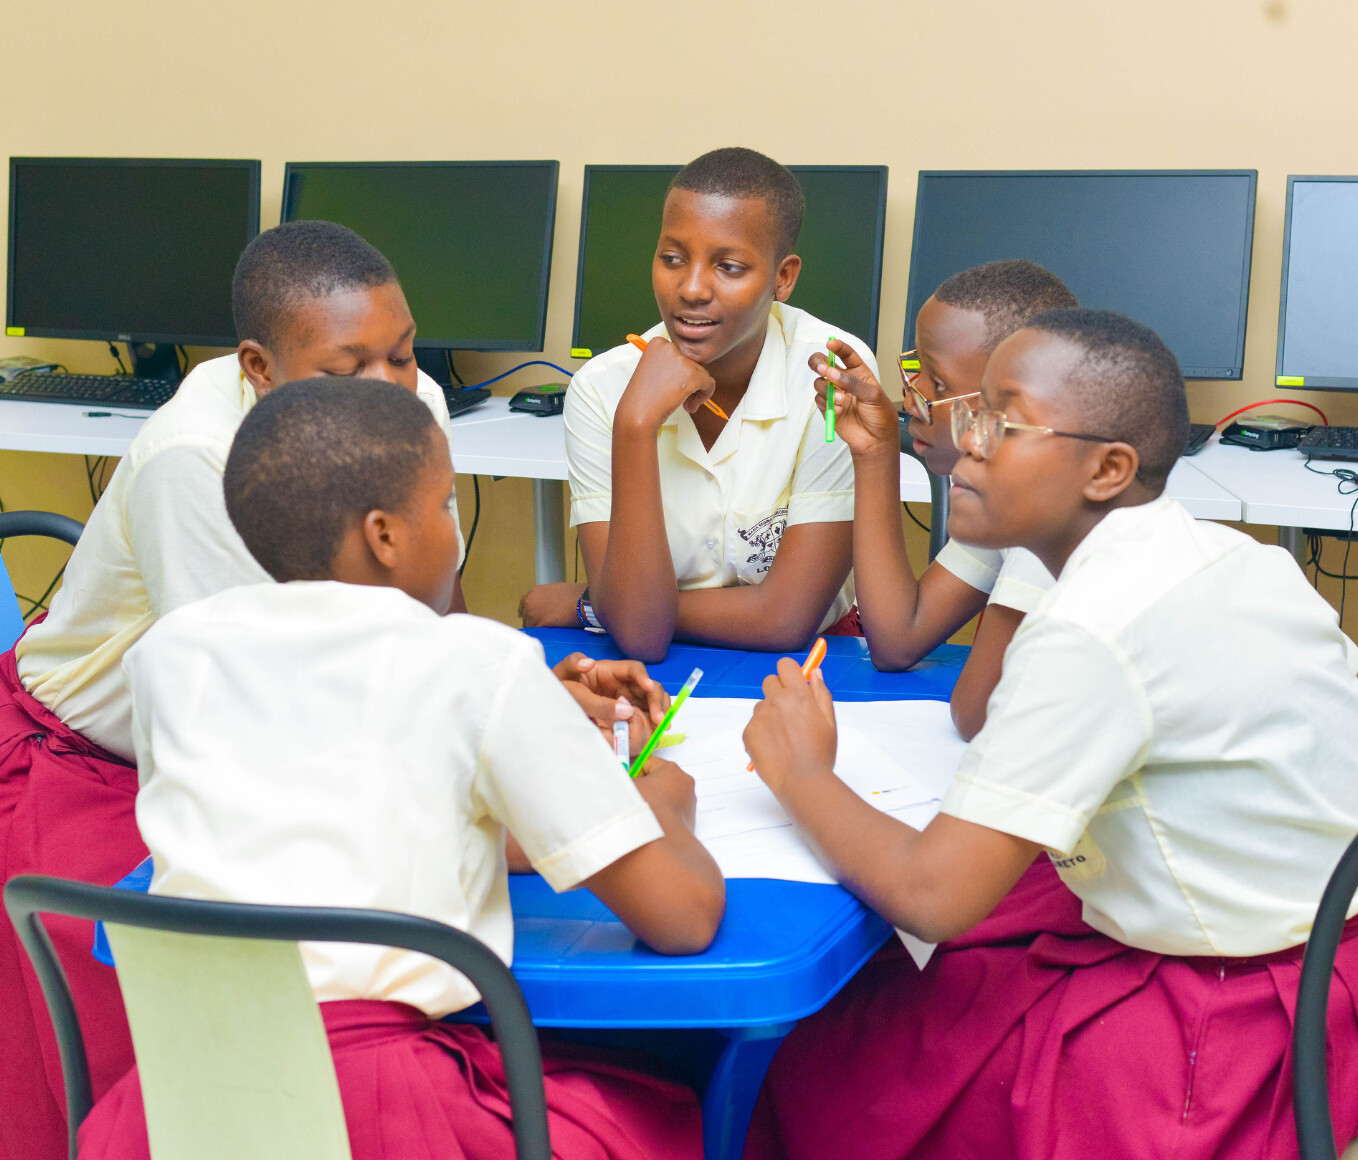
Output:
[
  {"xmin": 6, "ymin": 157, "xmax": 261, "ymax": 348},
  {"xmin": 904, "ymin": 170, "xmax": 1257, "ymax": 380},
  {"xmin": 1275, "ymin": 176, "xmax": 1358, "ymax": 391},
  {"xmin": 570, "ymin": 164, "xmax": 888, "ymax": 358},
  {"xmin": 281, "ymin": 161, "xmax": 559, "ymax": 354}
]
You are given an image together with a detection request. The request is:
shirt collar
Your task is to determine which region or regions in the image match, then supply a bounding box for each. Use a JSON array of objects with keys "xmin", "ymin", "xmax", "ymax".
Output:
[{"xmin": 1061, "ymin": 493, "xmax": 1178, "ymax": 578}]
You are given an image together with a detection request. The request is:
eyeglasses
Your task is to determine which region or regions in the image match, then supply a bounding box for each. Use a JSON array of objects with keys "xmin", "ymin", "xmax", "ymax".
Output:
[
  {"xmin": 950, "ymin": 397, "xmax": 1117, "ymax": 459},
  {"xmin": 897, "ymin": 351, "xmax": 979, "ymax": 423}
]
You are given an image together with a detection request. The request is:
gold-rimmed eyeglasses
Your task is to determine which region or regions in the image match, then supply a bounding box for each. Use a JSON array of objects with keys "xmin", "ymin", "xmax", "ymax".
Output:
[
  {"xmin": 950, "ymin": 397, "xmax": 1117, "ymax": 460},
  {"xmin": 897, "ymin": 351, "xmax": 979, "ymax": 423}
]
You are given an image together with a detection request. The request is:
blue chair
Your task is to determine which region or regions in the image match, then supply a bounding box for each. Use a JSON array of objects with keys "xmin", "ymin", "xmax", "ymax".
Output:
[{"xmin": 0, "ymin": 510, "xmax": 85, "ymax": 651}]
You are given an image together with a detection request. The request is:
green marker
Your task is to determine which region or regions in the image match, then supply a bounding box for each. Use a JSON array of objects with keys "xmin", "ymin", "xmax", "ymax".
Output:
[
  {"xmin": 628, "ymin": 667, "xmax": 702, "ymax": 778},
  {"xmin": 825, "ymin": 339, "xmax": 837, "ymax": 442}
]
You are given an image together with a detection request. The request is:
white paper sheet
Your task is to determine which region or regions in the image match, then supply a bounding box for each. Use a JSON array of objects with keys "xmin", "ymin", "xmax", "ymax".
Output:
[{"xmin": 661, "ymin": 698, "xmax": 969, "ymax": 968}]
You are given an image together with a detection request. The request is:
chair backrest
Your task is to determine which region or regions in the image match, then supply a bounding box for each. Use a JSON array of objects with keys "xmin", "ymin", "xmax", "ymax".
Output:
[
  {"xmin": 105, "ymin": 923, "xmax": 352, "ymax": 1160},
  {"xmin": 1294, "ymin": 832, "xmax": 1358, "ymax": 1160},
  {"xmin": 0, "ymin": 510, "xmax": 86, "ymax": 650},
  {"xmin": 4, "ymin": 875, "xmax": 551, "ymax": 1160}
]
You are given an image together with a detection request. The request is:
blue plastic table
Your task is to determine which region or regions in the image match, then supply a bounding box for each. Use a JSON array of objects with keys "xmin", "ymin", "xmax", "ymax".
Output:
[{"xmin": 98, "ymin": 628, "xmax": 966, "ymax": 1160}]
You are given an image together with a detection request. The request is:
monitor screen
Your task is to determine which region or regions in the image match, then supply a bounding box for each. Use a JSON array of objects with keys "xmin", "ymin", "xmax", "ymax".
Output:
[
  {"xmin": 281, "ymin": 161, "xmax": 558, "ymax": 352},
  {"xmin": 571, "ymin": 164, "xmax": 888, "ymax": 357},
  {"xmin": 904, "ymin": 170, "xmax": 1257, "ymax": 380},
  {"xmin": 1276, "ymin": 177, "xmax": 1358, "ymax": 391},
  {"xmin": 6, "ymin": 157, "xmax": 260, "ymax": 346}
]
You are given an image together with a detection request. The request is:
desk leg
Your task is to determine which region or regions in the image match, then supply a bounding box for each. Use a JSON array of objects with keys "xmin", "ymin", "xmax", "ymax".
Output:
[
  {"xmin": 704, "ymin": 1023, "xmax": 794, "ymax": 1160},
  {"xmin": 532, "ymin": 479, "xmax": 567, "ymax": 583},
  {"xmin": 1278, "ymin": 526, "xmax": 1308, "ymax": 567}
]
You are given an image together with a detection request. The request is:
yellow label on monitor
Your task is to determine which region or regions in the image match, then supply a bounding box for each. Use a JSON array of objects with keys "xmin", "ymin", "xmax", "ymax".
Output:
[
  {"xmin": 570, "ymin": 348, "xmax": 592, "ymax": 359},
  {"xmin": 4, "ymin": 327, "xmax": 23, "ymax": 337},
  {"xmin": 1277, "ymin": 375, "xmax": 1305, "ymax": 386}
]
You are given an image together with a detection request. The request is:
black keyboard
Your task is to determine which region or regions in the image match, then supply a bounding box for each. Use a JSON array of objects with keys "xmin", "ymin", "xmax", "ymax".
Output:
[
  {"xmin": 1182, "ymin": 422, "xmax": 1215, "ymax": 456},
  {"xmin": 443, "ymin": 386, "xmax": 490, "ymax": 419},
  {"xmin": 0, "ymin": 371, "xmax": 177, "ymax": 411},
  {"xmin": 1299, "ymin": 426, "xmax": 1358, "ymax": 462}
]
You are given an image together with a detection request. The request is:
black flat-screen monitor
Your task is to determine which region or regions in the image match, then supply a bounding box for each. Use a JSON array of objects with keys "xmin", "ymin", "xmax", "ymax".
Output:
[
  {"xmin": 281, "ymin": 161, "xmax": 558, "ymax": 352},
  {"xmin": 904, "ymin": 170, "xmax": 1258, "ymax": 380},
  {"xmin": 571, "ymin": 164, "xmax": 888, "ymax": 357},
  {"xmin": 1275, "ymin": 176, "xmax": 1358, "ymax": 391},
  {"xmin": 6, "ymin": 157, "xmax": 261, "ymax": 346}
]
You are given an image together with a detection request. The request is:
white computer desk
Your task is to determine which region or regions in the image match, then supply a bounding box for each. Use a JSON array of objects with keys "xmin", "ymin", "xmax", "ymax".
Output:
[
  {"xmin": 1183, "ymin": 435, "xmax": 1358, "ymax": 560},
  {"xmin": 0, "ymin": 396, "xmax": 1246, "ymax": 584}
]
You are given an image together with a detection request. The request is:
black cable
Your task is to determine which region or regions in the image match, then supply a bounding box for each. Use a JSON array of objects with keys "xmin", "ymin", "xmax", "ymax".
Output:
[
  {"xmin": 1303, "ymin": 459, "xmax": 1358, "ymax": 626},
  {"xmin": 445, "ymin": 351, "xmax": 466, "ymax": 388},
  {"xmin": 107, "ymin": 344, "xmax": 129, "ymax": 375},
  {"xmin": 458, "ymin": 476, "xmax": 481, "ymax": 577},
  {"xmin": 902, "ymin": 502, "xmax": 931, "ymax": 535},
  {"xmin": 19, "ymin": 564, "xmax": 66, "ymax": 621},
  {"xmin": 84, "ymin": 456, "xmax": 106, "ymax": 506},
  {"xmin": 175, "ymin": 345, "xmax": 188, "ymax": 375}
]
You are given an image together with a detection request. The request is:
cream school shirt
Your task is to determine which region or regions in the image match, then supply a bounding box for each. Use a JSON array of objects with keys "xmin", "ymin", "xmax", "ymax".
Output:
[
  {"xmin": 16, "ymin": 355, "xmax": 461, "ymax": 761},
  {"xmin": 941, "ymin": 496, "xmax": 1358, "ymax": 957},
  {"xmin": 934, "ymin": 541, "xmax": 1055, "ymax": 614},
  {"xmin": 565, "ymin": 303, "xmax": 872, "ymax": 630},
  {"xmin": 126, "ymin": 582, "xmax": 664, "ymax": 1019}
]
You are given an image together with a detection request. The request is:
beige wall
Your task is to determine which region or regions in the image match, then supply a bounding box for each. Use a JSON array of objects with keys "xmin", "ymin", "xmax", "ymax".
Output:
[{"xmin": 4, "ymin": 0, "xmax": 1358, "ymax": 632}]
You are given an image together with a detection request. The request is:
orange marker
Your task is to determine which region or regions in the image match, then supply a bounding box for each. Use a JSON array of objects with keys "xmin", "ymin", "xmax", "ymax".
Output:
[
  {"xmin": 626, "ymin": 333, "xmax": 729, "ymax": 421},
  {"xmin": 748, "ymin": 637, "xmax": 829, "ymax": 770}
]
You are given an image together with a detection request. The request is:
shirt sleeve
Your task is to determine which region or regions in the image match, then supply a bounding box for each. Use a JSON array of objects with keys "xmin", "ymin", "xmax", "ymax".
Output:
[
  {"xmin": 416, "ymin": 376, "xmax": 466, "ymax": 568},
  {"xmin": 989, "ymin": 549, "xmax": 1056, "ymax": 614},
  {"xmin": 941, "ymin": 617, "xmax": 1153, "ymax": 855},
  {"xmin": 934, "ymin": 539, "xmax": 1004, "ymax": 594},
  {"xmin": 564, "ymin": 368, "xmax": 616, "ymax": 527},
  {"xmin": 125, "ymin": 443, "xmax": 273, "ymax": 620},
  {"xmin": 476, "ymin": 643, "xmax": 664, "ymax": 891}
]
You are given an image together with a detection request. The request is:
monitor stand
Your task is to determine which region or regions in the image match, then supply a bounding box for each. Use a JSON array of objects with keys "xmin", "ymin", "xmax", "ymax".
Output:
[
  {"xmin": 128, "ymin": 342, "xmax": 183, "ymax": 383},
  {"xmin": 415, "ymin": 348, "xmax": 455, "ymax": 388}
]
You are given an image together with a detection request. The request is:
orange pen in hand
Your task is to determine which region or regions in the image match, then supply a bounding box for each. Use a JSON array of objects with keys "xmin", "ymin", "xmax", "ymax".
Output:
[
  {"xmin": 626, "ymin": 333, "xmax": 729, "ymax": 421},
  {"xmin": 748, "ymin": 636, "xmax": 829, "ymax": 770}
]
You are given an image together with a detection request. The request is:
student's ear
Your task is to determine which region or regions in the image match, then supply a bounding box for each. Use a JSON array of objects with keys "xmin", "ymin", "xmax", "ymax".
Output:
[
  {"xmin": 773, "ymin": 254, "xmax": 802, "ymax": 303},
  {"xmin": 360, "ymin": 509, "xmax": 403, "ymax": 571},
  {"xmin": 1082, "ymin": 442, "xmax": 1140, "ymax": 503},
  {"xmin": 237, "ymin": 341, "xmax": 279, "ymax": 397}
]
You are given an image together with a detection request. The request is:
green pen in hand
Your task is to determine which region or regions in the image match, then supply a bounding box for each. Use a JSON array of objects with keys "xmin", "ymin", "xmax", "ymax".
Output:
[
  {"xmin": 628, "ymin": 667, "xmax": 703, "ymax": 778},
  {"xmin": 824, "ymin": 339, "xmax": 837, "ymax": 443}
]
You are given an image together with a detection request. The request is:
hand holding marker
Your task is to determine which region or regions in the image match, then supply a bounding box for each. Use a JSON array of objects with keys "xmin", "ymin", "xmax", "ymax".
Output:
[
  {"xmin": 824, "ymin": 340, "xmax": 837, "ymax": 442},
  {"xmin": 626, "ymin": 334, "xmax": 729, "ymax": 421},
  {"xmin": 628, "ymin": 668, "xmax": 704, "ymax": 778},
  {"xmin": 747, "ymin": 637, "xmax": 829, "ymax": 770}
]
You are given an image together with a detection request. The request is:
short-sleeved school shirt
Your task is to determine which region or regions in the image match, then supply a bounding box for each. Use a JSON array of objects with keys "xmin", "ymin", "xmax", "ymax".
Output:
[
  {"xmin": 934, "ymin": 541, "xmax": 1055, "ymax": 614},
  {"xmin": 16, "ymin": 355, "xmax": 461, "ymax": 761},
  {"xmin": 125, "ymin": 582, "xmax": 663, "ymax": 1018},
  {"xmin": 565, "ymin": 303, "xmax": 873, "ymax": 631},
  {"xmin": 941, "ymin": 495, "xmax": 1358, "ymax": 957}
]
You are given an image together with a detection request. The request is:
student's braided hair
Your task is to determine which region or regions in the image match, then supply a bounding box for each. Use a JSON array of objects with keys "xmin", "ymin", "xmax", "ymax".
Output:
[
  {"xmin": 669, "ymin": 147, "xmax": 805, "ymax": 258},
  {"xmin": 224, "ymin": 378, "xmax": 438, "ymax": 581},
  {"xmin": 231, "ymin": 221, "xmax": 398, "ymax": 352},
  {"xmin": 1022, "ymin": 308, "xmax": 1189, "ymax": 493},
  {"xmin": 935, "ymin": 260, "xmax": 1079, "ymax": 353}
]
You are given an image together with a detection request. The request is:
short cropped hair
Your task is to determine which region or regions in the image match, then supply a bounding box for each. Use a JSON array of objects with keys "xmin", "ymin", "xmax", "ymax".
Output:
[
  {"xmin": 669, "ymin": 147, "xmax": 805, "ymax": 258},
  {"xmin": 1022, "ymin": 308, "xmax": 1189, "ymax": 493},
  {"xmin": 231, "ymin": 221, "xmax": 398, "ymax": 352},
  {"xmin": 935, "ymin": 260, "xmax": 1079, "ymax": 353},
  {"xmin": 224, "ymin": 378, "xmax": 438, "ymax": 582}
]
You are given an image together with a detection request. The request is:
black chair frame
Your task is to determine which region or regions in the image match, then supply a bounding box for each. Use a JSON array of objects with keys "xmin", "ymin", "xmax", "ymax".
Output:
[
  {"xmin": 0, "ymin": 510, "xmax": 84, "ymax": 547},
  {"xmin": 4, "ymin": 874, "xmax": 551, "ymax": 1160},
  {"xmin": 900, "ymin": 417, "xmax": 948, "ymax": 562},
  {"xmin": 1295, "ymin": 833, "xmax": 1358, "ymax": 1160}
]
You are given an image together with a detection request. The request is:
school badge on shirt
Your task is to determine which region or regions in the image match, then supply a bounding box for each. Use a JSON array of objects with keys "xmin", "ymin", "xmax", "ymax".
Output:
[{"xmin": 739, "ymin": 507, "xmax": 788, "ymax": 574}]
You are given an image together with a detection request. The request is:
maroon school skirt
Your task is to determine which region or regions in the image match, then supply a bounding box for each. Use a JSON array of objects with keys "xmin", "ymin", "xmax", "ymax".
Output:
[
  {"xmin": 0, "ymin": 646, "xmax": 147, "ymax": 1160},
  {"xmin": 745, "ymin": 857, "xmax": 1358, "ymax": 1160},
  {"xmin": 78, "ymin": 999, "xmax": 703, "ymax": 1160}
]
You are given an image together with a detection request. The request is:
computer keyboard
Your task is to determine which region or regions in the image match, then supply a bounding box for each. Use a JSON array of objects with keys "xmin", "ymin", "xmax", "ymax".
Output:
[
  {"xmin": 1299, "ymin": 426, "xmax": 1358, "ymax": 462},
  {"xmin": 0, "ymin": 371, "xmax": 177, "ymax": 411}
]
